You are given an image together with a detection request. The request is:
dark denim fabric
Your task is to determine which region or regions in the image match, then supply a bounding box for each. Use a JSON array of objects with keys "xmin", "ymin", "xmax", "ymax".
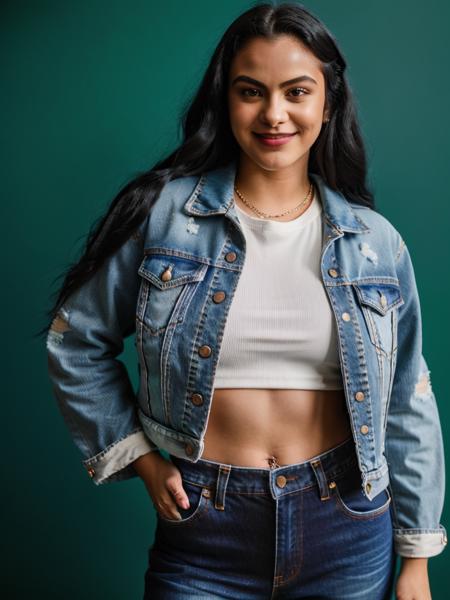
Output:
[{"xmin": 144, "ymin": 436, "xmax": 396, "ymax": 599}]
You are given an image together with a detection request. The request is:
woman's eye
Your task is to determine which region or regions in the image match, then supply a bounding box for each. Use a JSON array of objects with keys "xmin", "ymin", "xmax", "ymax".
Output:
[
  {"xmin": 239, "ymin": 87, "xmax": 308, "ymax": 99},
  {"xmin": 240, "ymin": 88, "xmax": 261, "ymax": 97},
  {"xmin": 289, "ymin": 87, "xmax": 308, "ymax": 97}
]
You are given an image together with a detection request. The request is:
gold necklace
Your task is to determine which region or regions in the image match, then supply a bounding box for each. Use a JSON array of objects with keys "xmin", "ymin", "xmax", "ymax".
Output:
[{"xmin": 233, "ymin": 181, "xmax": 314, "ymax": 219}]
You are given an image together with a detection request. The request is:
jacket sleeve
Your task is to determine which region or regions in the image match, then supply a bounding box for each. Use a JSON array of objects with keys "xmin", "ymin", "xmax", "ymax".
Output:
[
  {"xmin": 46, "ymin": 218, "xmax": 159, "ymax": 486},
  {"xmin": 385, "ymin": 236, "xmax": 447, "ymax": 557}
]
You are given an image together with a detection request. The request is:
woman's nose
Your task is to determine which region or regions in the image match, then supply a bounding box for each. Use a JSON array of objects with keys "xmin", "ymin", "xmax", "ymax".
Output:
[{"xmin": 259, "ymin": 97, "xmax": 289, "ymax": 126}]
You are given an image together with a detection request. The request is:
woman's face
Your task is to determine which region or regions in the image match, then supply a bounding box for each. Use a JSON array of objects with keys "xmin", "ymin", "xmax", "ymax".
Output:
[{"xmin": 227, "ymin": 35, "xmax": 328, "ymax": 172}]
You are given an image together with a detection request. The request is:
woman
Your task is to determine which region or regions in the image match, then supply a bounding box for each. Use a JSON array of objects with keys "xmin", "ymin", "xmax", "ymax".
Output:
[{"xmin": 43, "ymin": 3, "xmax": 447, "ymax": 599}]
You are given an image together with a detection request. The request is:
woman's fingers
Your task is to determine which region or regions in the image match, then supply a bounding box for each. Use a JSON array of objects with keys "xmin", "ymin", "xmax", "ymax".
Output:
[
  {"xmin": 154, "ymin": 473, "xmax": 190, "ymax": 520},
  {"xmin": 145, "ymin": 459, "xmax": 190, "ymax": 520},
  {"xmin": 155, "ymin": 496, "xmax": 182, "ymax": 520},
  {"xmin": 168, "ymin": 483, "xmax": 190, "ymax": 510}
]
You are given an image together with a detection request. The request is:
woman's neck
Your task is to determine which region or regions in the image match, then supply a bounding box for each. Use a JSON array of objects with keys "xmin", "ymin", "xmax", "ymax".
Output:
[{"xmin": 234, "ymin": 157, "xmax": 312, "ymax": 214}]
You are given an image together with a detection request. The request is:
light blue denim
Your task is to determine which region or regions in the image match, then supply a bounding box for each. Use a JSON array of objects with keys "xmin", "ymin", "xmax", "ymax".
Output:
[{"xmin": 46, "ymin": 158, "xmax": 447, "ymax": 558}]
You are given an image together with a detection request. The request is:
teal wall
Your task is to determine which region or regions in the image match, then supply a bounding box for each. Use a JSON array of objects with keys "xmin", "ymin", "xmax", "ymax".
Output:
[{"xmin": 3, "ymin": 0, "xmax": 449, "ymax": 597}]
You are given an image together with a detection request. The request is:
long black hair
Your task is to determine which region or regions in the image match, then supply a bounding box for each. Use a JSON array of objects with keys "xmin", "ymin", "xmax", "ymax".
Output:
[{"xmin": 36, "ymin": 1, "xmax": 374, "ymax": 338}]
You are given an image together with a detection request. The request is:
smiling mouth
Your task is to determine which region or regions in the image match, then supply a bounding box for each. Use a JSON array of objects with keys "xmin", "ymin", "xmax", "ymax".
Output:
[{"xmin": 254, "ymin": 133, "xmax": 297, "ymax": 138}]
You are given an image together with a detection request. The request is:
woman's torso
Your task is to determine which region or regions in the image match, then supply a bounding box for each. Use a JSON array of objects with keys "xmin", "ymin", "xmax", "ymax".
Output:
[
  {"xmin": 201, "ymin": 189, "xmax": 352, "ymax": 468},
  {"xmin": 202, "ymin": 388, "xmax": 352, "ymax": 467}
]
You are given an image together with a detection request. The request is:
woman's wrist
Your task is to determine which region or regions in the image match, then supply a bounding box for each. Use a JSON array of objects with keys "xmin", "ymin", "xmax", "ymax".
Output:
[
  {"xmin": 131, "ymin": 450, "xmax": 164, "ymax": 478},
  {"xmin": 400, "ymin": 556, "xmax": 429, "ymax": 571}
]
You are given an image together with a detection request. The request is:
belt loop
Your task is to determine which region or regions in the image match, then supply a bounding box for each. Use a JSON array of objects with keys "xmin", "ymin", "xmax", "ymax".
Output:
[
  {"xmin": 310, "ymin": 459, "xmax": 331, "ymax": 501},
  {"xmin": 214, "ymin": 465, "xmax": 231, "ymax": 510}
]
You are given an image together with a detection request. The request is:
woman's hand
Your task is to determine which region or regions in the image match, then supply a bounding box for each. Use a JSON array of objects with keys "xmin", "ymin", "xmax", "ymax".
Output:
[
  {"xmin": 396, "ymin": 557, "xmax": 432, "ymax": 600},
  {"xmin": 132, "ymin": 451, "xmax": 190, "ymax": 520}
]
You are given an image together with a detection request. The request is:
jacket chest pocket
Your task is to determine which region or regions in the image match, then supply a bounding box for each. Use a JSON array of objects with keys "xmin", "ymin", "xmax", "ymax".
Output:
[
  {"xmin": 353, "ymin": 280, "xmax": 404, "ymax": 357},
  {"xmin": 137, "ymin": 251, "xmax": 208, "ymax": 335}
]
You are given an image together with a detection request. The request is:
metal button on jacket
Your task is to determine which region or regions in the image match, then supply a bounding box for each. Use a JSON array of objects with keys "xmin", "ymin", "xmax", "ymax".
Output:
[
  {"xmin": 213, "ymin": 291, "xmax": 226, "ymax": 303},
  {"xmin": 225, "ymin": 251, "xmax": 237, "ymax": 262},
  {"xmin": 342, "ymin": 312, "xmax": 351, "ymax": 322},
  {"xmin": 355, "ymin": 391, "xmax": 365, "ymax": 401},
  {"xmin": 360, "ymin": 425, "xmax": 369, "ymax": 434},
  {"xmin": 191, "ymin": 393, "xmax": 204, "ymax": 406},
  {"xmin": 328, "ymin": 268, "xmax": 338, "ymax": 278},
  {"xmin": 198, "ymin": 345, "xmax": 212, "ymax": 358},
  {"xmin": 160, "ymin": 266, "xmax": 173, "ymax": 282}
]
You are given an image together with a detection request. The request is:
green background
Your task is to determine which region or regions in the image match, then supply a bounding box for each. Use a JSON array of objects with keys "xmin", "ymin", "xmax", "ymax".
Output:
[{"xmin": 2, "ymin": 0, "xmax": 449, "ymax": 597}]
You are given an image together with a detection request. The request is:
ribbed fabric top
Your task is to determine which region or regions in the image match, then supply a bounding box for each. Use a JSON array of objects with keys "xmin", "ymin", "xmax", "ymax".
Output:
[{"xmin": 213, "ymin": 187, "xmax": 343, "ymax": 390}]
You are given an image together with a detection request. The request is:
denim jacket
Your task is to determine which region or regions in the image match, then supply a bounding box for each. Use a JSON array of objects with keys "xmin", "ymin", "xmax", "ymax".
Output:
[{"xmin": 47, "ymin": 160, "xmax": 447, "ymax": 558}]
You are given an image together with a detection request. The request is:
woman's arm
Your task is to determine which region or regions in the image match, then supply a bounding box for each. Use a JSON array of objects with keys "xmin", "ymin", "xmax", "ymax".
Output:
[
  {"xmin": 384, "ymin": 237, "xmax": 447, "ymax": 558},
  {"xmin": 46, "ymin": 219, "xmax": 159, "ymax": 485},
  {"xmin": 396, "ymin": 557, "xmax": 431, "ymax": 600}
]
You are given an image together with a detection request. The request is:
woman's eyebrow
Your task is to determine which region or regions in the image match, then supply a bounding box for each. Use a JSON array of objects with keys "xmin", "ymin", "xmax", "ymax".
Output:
[{"xmin": 231, "ymin": 74, "xmax": 317, "ymax": 88}]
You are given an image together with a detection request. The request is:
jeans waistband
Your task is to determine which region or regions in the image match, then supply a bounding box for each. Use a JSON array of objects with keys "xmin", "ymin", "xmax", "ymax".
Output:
[{"xmin": 169, "ymin": 436, "xmax": 358, "ymax": 499}]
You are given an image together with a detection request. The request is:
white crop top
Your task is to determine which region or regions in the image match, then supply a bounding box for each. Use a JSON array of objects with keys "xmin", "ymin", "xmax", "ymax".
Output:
[{"xmin": 213, "ymin": 187, "xmax": 343, "ymax": 390}]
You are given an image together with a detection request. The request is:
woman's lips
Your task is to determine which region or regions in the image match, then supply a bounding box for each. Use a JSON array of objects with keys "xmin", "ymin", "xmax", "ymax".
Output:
[{"xmin": 253, "ymin": 132, "xmax": 297, "ymax": 147}]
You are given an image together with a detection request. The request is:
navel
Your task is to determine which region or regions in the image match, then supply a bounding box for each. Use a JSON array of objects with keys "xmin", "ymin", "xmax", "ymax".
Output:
[{"xmin": 267, "ymin": 455, "xmax": 281, "ymax": 469}]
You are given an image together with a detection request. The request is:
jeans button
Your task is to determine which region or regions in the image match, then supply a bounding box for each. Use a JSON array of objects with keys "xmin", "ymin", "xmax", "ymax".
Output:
[{"xmin": 276, "ymin": 475, "xmax": 287, "ymax": 488}]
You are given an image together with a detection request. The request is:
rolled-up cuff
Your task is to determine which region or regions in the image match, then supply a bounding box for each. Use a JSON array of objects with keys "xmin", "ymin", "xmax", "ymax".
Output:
[
  {"xmin": 82, "ymin": 429, "xmax": 159, "ymax": 485},
  {"xmin": 393, "ymin": 524, "xmax": 448, "ymax": 557}
]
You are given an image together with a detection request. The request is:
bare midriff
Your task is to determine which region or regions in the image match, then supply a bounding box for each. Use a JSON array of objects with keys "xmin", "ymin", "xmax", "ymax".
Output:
[{"xmin": 201, "ymin": 388, "xmax": 353, "ymax": 468}]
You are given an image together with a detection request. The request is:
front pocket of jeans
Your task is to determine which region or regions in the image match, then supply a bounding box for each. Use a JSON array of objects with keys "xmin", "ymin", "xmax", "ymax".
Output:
[
  {"xmin": 332, "ymin": 473, "xmax": 391, "ymax": 520},
  {"xmin": 157, "ymin": 480, "xmax": 210, "ymax": 527}
]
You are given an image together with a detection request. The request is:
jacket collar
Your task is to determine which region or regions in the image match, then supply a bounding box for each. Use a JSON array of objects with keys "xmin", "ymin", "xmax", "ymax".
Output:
[{"xmin": 183, "ymin": 159, "xmax": 370, "ymax": 233}]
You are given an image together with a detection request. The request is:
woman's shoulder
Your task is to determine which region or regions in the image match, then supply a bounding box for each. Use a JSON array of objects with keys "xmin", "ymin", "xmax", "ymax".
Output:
[
  {"xmin": 145, "ymin": 173, "xmax": 202, "ymax": 222},
  {"xmin": 158, "ymin": 173, "xmax": 201, "ymax": 202},
  {"xmin": 349, "ymin": 201, "xmax": 403, "ymax": 252}
]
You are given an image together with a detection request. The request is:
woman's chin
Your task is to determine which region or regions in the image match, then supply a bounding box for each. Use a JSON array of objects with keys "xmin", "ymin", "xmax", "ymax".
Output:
[{"xmin": 247, "ymin": 152, "xmax": 306, "ymax": 172}]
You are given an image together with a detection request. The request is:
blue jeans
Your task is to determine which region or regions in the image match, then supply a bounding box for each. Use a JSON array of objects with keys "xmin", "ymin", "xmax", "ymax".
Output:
[{"xmin": 143, "ymin": 436, "xmax": 397, "ymax": 599}]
